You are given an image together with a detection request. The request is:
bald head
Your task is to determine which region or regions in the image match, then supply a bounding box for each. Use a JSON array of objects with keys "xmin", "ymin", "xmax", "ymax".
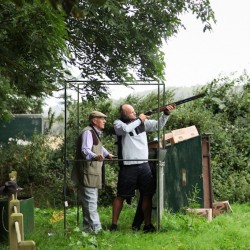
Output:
[{"xmin": 120, "ymin": 104, "xmax": 137, "ymax": 121}]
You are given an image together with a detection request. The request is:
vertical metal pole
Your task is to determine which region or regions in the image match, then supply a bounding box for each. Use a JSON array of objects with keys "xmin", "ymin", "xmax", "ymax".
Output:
[
  {"xmin": 63, "ymin": 82, "xmax": 67, "ymax": 230},
  {"xmin": 156, "ymin": 82, "xmax": 160, "ymax": 231},
  {"xmin": 156, "ymin": 82, "xmax": 166, "ymax": 231},
  {"xmin": 77, "ymin": 84, "xmax": 80, "ymax": 135},
  {"xmin": 76, "ymin": 84, "xmax": 80, "ymax": 226},
  {"xmin": 162, "ymin": 83, "xmax": 166, "ymax": 148}
]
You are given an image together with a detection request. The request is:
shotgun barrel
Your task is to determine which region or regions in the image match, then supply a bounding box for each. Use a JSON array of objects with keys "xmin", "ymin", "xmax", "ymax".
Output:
[{"xmin": 144, "ymin": 93, "xmax": 206, "ymax": 116}]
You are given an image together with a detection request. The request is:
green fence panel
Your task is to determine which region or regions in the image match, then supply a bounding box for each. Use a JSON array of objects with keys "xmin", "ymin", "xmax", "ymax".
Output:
[
  {"xmin": 164, "ymin": 136, "xmax": 203, "ymax": 212},
  {"xmin": 19, "ymin": 197, "xmax": 35, "ymax": 234}
]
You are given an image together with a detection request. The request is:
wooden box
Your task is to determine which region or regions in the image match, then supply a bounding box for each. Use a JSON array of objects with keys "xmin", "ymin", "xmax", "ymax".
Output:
[
  {"xmin": 186, "ymin": 208, "xmax": 213, "ymax": 221},
  {"xmin": 163, "ymin": 125, "xmax": 199, "ymax": 145},
  {"xmin": 212, "ymin": 200, "xmax": 232, "ymax": 217}
]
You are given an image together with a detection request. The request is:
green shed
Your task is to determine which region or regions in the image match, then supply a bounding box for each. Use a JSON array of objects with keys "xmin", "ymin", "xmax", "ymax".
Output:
[{"xmin": 0, "ymin": 114, "xmax": 44, "ymax": 144}]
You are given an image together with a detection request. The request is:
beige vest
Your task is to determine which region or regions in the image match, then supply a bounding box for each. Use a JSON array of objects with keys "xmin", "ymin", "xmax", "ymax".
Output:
[{"xmin": 71, "ymin": 126, "xmax": 103, "ymax": 189}]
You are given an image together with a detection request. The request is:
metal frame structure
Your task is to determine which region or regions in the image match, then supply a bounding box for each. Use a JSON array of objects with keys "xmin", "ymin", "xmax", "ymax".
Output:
[{"xmin": 63, "ymin": 80, "xmax": 166, "ymax": 230}]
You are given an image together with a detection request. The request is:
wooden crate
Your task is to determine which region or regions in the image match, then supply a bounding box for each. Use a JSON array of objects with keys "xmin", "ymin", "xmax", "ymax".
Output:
[
  {"xmin": 212, "ymin": 200, "xmax": 232, "ymax": 217},
  {"xmin": 172, "ymin": 125, "xmax": 199, "ymax": 143},
  {"xmin": 186, "ymin": 208, "xmax": 213, "ymax": 221},
  {"xmin": 163, "ymin": 125, "xmax": 199, "ymax": 145}
]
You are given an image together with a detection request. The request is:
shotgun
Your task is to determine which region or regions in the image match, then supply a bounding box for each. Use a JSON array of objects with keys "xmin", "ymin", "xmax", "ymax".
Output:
[{"xmin": 144, "ymin": 93, "xmax": 206, "ymax": 116}]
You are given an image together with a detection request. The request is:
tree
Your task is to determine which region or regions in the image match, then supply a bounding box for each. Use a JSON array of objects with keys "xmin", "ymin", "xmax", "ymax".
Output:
[
  {"xmin": 66, "ymin": 0, "xmax": 215, "ymax": 85},
  {"xmin": 0, "ymin": 1, "xmax": 68, "ymax": 122},
  {"xmin": 1, "ymin": 0, "xmax": 215, "ymax": 122}
]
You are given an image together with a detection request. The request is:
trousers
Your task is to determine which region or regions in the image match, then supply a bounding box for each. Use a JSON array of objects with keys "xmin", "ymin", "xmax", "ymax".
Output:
[{"xmin": 79, "ymin": 185, "xmax": 102, "ymax": 232}]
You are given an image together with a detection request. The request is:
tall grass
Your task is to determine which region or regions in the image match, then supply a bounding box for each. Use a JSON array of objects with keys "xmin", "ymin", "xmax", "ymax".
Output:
[{"xmin": 0, "ymin": 203, "xmax": 249, "ymax": 249}]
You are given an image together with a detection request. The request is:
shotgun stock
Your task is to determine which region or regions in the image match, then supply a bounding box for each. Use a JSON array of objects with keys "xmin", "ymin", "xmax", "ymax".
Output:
[{"xmin": 144, "ymin": 93, "xmax": 206, "ymax": 116}]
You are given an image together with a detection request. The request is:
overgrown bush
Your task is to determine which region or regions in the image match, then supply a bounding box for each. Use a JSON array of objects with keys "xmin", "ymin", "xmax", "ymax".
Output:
[
  {"xmin": 166, "ymin": 74, "xmax": 249, "ymax": 203},
  {"xmin": 0, "ymin": 134, "xmax": 67, "ymax": 208},
  {"xmin": 0, "ymin": 74, "xmax": 249, "ymax": 208}
]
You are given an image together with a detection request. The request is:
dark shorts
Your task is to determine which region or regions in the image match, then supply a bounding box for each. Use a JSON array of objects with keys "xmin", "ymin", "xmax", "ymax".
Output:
[{"xmin": 117, "ymin": 162, "xmax": 155, "ymax": 199}]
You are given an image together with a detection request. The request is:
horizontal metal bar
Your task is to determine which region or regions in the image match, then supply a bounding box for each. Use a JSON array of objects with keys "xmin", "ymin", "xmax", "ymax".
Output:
[
  {"xmin": 67, "ymin": 80, "xmax": 164, "ymax": 85},
  {"xmin": 71, "ymin": 158, "xmax": 160, "ymax": 162}
]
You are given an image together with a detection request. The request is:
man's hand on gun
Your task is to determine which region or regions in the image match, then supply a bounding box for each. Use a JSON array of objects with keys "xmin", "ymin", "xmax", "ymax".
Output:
[
  {"xmin": 139, "ymin": 104, "xmax": 176, "ymax": 123},
  {"xmin": 138, "ymin": 113, "xmax": 150, "ymax": 123},
  {"xmin": 163, "ymin": 104, "xmax": 176, "ymax": 115}
]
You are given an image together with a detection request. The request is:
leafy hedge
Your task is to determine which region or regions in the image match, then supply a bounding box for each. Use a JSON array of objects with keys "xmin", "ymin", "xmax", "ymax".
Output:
[
  {"xmin": 0, "ymin": 135, "xmax": 66, "ymax": 207},
  {"xmin": 0, "ymin": 74, "xmax": 249, "ymax": 207}
]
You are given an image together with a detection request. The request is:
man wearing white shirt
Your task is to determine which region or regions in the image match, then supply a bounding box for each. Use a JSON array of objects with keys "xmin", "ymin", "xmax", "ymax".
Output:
[{"xmin": 110, "ymin": 104, "xmax": 175, "ymax": 232}]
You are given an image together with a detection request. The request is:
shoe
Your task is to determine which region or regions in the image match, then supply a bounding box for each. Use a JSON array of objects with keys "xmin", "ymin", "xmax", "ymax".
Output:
[
  {"xmin": 109, "ymin": 224, "xmax": 118, "ymax": 231},
  {"xmin": 143, "ymin": 223, "xmax": 156, "ymax": 233}
]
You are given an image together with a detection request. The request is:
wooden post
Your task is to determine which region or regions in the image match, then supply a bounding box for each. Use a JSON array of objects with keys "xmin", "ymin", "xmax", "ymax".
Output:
[
  {"xmin": 9, "ymin": 196, "xmax": 21, "ymax": 250},
  {"xmin": 7, "ymin": 179, "xmax": 36, "ymax": 250},
  {"xmin": 9, "ymin": 212, "xmax": 24, "ymax": 250},
  {"xmin": 9, "ymin": 194, "xmax": 20, "ymax": 213},
  {"xmin": 19, "ymin": 241, "xmax": 36, "ymax": 250}
]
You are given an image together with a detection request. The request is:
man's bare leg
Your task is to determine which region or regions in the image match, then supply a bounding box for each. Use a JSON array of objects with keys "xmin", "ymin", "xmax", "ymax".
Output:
[{"xmin": 110, "ymin": 196, "xmax": 124, "ymax": 230}]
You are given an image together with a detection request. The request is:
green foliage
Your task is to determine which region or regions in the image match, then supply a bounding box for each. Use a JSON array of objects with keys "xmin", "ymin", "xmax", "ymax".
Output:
[
  {"xmin": 99, "ymin": 163, "xmax": 118, "ymax": 206},
  {"xmin": 1, "ymin": 204, "xmax": 249, "ymax": 250},
  {"xmin": 0, "ymin": 0, "xmax": 68, "ymax": 121},
  {"xmin": 0, "ymin": 76, "xmax": 44, "ymax": 123},
  {"xmin": 67, "ymin": 0, "xmax": 215, "ymax": 84},
  {"xmin": 186, "ymin": 185, "xmax": 202, "ymax": 210},
  {"xmin": 0, "ymin": 74, "xmax": 248, "ymax": 208},
  {"xmin": 1, "ymin": 1, "xmax": 68, "ymax": 94},
  {"xmin": 0, "ymin": 134, "xmax": 65, "ymax": 207},
  {"xmin": 0, "ymin": 78, "xmax": 13, "ymax": 122},
  {"xmin": 1, "ymin": 0, "xmax": 215, "ymax": 122},
  {"xmin": 65, "ymin": 75, "xmax": 249, "ymax": 205},
  {"xmin": 198, "ymin": 74, "xmax": 250, "ymax": 202}
]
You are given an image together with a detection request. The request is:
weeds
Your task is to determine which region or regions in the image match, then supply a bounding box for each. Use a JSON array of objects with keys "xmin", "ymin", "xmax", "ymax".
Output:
[{"xmin": 0, "ymin": 203, "xmax": 249, "ymax": 250}]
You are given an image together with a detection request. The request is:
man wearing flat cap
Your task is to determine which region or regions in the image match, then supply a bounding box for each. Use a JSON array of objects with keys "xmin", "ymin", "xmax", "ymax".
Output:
[{"xmin": 71, "ymin": 110, "xmax": 113, "ymax": 233}]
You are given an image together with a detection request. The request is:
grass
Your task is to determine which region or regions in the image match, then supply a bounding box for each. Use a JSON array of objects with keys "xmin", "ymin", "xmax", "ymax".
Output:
[{"xmin": 0, "ymin": 203, "xmax": 250, "ymax": 249}]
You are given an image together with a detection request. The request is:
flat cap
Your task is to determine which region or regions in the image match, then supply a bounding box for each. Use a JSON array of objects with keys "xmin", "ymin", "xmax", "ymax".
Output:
[{"xmin": 89, "ymin": 111, "xmax": 107, "ymax": 120}]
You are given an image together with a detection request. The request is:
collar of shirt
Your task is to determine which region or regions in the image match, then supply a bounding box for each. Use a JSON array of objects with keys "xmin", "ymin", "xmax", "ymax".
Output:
[{"xmin": 93, "ymin": 126, "xmax": 102, "ymax": 136}]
